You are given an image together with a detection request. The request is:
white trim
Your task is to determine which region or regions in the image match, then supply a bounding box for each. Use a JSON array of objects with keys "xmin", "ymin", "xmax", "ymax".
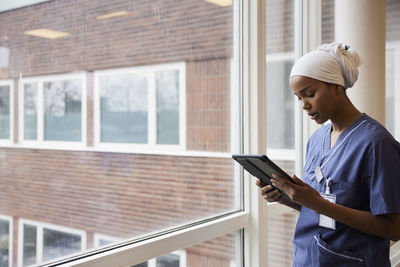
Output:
[
  {"xmin": 0, "ymin": 80, "xmax": 14, "ymax": 145},
  {"xmin": 18, "ymin": 219, "xmax": 87, "ymax": 267},
  {"xmin": 0, "ymin": 214, "xmax": 13, "ymax": 267},
  {"xmin": 46, "ymin": 212, "xmax": 248, "ymax": 267},
  {"xmin": 18, "ymin": 72, "xmax": 87, "ymax": 148},
  {"xmin": 93, "ymin": 62, "xmax": 186, "ymax": 152}
]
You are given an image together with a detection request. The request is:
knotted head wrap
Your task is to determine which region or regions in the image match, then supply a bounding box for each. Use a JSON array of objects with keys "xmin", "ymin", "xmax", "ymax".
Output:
[{"xmin": 290, "ymin": 42, "xmax": 362, "ymax": 89}]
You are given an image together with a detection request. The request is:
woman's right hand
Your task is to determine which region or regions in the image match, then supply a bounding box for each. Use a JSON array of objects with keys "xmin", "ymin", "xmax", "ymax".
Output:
[{"xmin": 256, "ymin": 178, "xmax": 282, "ymax": 203}]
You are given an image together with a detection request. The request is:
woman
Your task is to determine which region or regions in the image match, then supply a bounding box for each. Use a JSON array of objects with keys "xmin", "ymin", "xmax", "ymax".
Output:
[{"xmin": 257, "ymin": 42, "xmax": 400, "ymax": 266}]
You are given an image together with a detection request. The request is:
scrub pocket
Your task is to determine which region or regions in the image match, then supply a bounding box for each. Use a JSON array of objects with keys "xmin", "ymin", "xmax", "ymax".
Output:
[{"xmin": 311, "ymin": 234, "xmax": 365, "ymax": 266}]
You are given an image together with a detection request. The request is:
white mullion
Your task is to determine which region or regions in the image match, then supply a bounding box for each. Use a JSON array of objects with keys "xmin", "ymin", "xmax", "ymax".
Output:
[
  {"xmin": 37, "ymin": 226, "xmax": 43, "ymax": 264},
  {"xmin": 81, "ymin": 74, "xmax": 87, "ymax": 145},
  {"xmin": 93, "ymin": 73, "xmax": 100, "ymax": 146},
  {"xmin": 395, "ymin": 44, "xmax": 400, "ymax": 140},
  {"xmin": 148, "ymin": 72, "xmax": 156, "ymax": 147}
]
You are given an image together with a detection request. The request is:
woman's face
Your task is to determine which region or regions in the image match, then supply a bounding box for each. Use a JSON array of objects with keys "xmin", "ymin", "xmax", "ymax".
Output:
[{"xmin": 290, "ymin": 76, "xmax": 340, "ymax": 124}]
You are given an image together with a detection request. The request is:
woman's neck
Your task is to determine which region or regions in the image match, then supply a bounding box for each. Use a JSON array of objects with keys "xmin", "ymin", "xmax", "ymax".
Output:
[{"xmin": 330, "ymin": 101, "xmax": 362, "ymax": 134}]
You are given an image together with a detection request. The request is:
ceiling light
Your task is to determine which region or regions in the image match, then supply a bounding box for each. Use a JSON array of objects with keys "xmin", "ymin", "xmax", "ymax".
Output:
[
  {"xmin": 204, "ymin": 0, "xmax": 232, "ymax": 6},
  {"xmin": 24, "ymin": 28, "xmax": 71, "ymax": 39},
  {"xmin": 97, "ymin": 11, "xmax": 128, "ymax": 20}
]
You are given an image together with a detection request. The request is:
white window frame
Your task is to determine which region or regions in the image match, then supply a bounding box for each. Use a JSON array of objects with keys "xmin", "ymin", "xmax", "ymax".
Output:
[
  {"xmin": 93, "ymin": 62, "xmax": 186, "ymax": 153},
  {"xmin": 18, "ymin": 219, "xmax": 87, "ymax": 267},
  {"xmin": 18, "ymin": 73, "xmax": 87, "ymax": 149},
  {"xmin": 0, "ymin": 214, "xmax": 13, "ymax": 267},
  {"xmin": 0, "ymin": 80, "xmax": 14, "ymax": 145}
]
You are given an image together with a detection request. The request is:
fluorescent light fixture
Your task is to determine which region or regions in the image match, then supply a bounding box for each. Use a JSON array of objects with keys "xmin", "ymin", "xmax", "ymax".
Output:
[
  {"xmin": 97, "ymin": 10, "xmax": 128, "ymax": 20},
  {"xmin": 204, "ymin": 0, "xmax": 232, "ymax": 6},
  {"xmin": 24, "ymin": 28, "xmax": 71, "ymax": 39}
]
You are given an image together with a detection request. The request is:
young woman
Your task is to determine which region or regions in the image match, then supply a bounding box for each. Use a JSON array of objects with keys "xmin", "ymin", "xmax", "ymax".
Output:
[{"xmin": 257, "ymin": 42, "xmax": 400, "ymax": 266}]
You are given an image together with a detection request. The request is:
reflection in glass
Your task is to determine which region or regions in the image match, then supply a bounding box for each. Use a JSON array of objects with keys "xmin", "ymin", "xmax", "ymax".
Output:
[
  {"xmin": 100, "ymin": 74, "xmax": 148, "ymax": 143},
  {"xmin": 42, "ymin": 228, "xmax": 82, "ymax": 262},
  {"xmin": 24, "ymin": 83, "xmax": 38, "ymax": 140},
  {"xmin": 44, "ymin": 79, "xmax": 82, "ymax": 141},
  {"xmin": 156, "ymin": 70, "xmax": 179, "ymax": 145},
  {"xmin": 0, "ymin": 85, "xmax": 10, "ymax": 139},
  {"xmin": 156, "ymin": 254, "xmax": 179, "ymax": 267},
  {"xmin": 23, "ymin": 224, "xmax": 37, "ymax": 266},
  {"xmin": 0, "ymin": 219, "xmax": 9, "ymax": 267}
]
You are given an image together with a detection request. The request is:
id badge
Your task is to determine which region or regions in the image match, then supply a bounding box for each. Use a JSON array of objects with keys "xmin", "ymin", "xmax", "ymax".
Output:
[{"xmin": 319, "ymin": 193, "xmax": 336, "ymax": 229}]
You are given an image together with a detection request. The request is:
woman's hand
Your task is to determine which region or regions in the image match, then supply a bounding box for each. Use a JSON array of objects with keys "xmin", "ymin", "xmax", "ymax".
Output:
[
  {"xmin": 270, "ymin": 174, "xmax": 324, "ymax": 212},
  {"xmin": 256, "ymin": 178, "xmax": 283, "ymax": 203}
]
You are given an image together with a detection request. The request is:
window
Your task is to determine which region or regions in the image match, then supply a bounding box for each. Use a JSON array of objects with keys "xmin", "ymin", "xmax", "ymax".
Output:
[
  {"xmin": 18, "ymin": 220, "xmax": 86, "ymax": 266},
  {"xmin": 19, "ymin": 73, "xmax": 87, "ymax": 146},
  {"xmin": 94, "ymin": 63, "xmax": 185, "ymax": 151},
  {"xmin": 0, "ymin": 215, "xmax": 12, "ymax": 267},
  {"xmin": 0, "ymin": 80, "xmax": 13, "ymax": 144}
]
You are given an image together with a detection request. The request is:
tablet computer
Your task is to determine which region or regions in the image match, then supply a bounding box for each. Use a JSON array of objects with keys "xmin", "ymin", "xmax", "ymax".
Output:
[{"xmin": 232, "ymin": 154, "xmax": 294, "ymax": 200}]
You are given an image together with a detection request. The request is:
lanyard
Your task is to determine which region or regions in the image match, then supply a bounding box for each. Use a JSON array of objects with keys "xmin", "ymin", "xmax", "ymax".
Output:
[{"xmin": 310, "ymin": 119, "xmax": 367, "ymax": 181}]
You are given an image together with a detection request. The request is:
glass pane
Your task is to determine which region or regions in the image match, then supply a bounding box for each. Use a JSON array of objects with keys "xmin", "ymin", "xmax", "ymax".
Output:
[
  {"xmin": 156, "ymin": 70, "xmax": 179, "ymax": 145},
  {"xmin": 0, "ymin": 0, "xmax": 239, "ymax": 266},
  {"xmin": 42, "ymin": 228, "xmax": 82, "ymax": 262},
  {"xmin": 321, "ymin": 0, "xmax": 335, "ymax": 43},
  {"xmin": 100, "ymin": 74, "xmax": 148, "ymax": 143},
  {"xmin": 156, "ymin": 254, "xmax": 179, "ymax": 267},
  {"xmin": 266, "ymin": 0, "xmax": 295, "ymax": 151},
  {"xmin": 23, "ymin": 224, "xmax": 37, "ymax": 266},
  {"xmin": 44, "ymin": 79, "xmax": 82, "ymax": 141},
  {"xmin": 0, "ymin": 219, "xmax": 9, "ymax": 267},
  {"xmin": 386, "ymin": 49, "xmax": 395, "ymax": 136},
  {"xmin": 0, "ymin": 85, "xmax": 10, "ymax": 139},
  {"xmin": 267, "ymin": 212, "xmax": 297, "ymax": 267},
  {"xmin": 24, "ymin": 83, "xmax": 38, "ymax": 140},
  {"xmin": 266, "ymin": 61, "xmax": 294, "ymax": 149}
]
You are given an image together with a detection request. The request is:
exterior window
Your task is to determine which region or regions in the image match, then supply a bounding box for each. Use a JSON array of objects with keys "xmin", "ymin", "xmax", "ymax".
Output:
[
  {"xmin": 20, "ymin": 73, "xmax": 86, "ymax": 145},
  {"xmin": 18, "ymin": 220, "xmax": 86, "ymax": 266},
  {"xmin": 0, "ymin": 81, "xmax": 13, "ymax": 143},
  {"xmin": 0, "ymin": 215, "xmax": 12, "ymax": 267},
  {"xmin": 94, "ymin": 63, "xmax": 185, "ymax": 150}
]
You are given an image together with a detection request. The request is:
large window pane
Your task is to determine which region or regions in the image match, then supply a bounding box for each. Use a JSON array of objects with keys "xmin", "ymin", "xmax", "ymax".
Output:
[
  {"xmin": 0, "ymin": 85, "xmax": 10, "ymax": 139},
  {"xmin": 23, "ymin": 225, "xmax": 37, "ymax": 266},
  {"xmin": 156, "ymin": 70, "xmax": 180, "ymax": 145},
  {"xmin": 100, "ymin": 74, "xmax": 148, "ymax": 144},
  {"xmin": 44, "ymin": 79, "xmax": 82, "ymax": 141},
  {"xmin": 43, "ymin": 228, "xmax": 82, "ymax": 262},
  {"xmin": 0, "ymin": 0, "xmax": 239, "ymax": 266},
  {"xmin": 24, "ymin": 83, "xmax": 38, "ymax": 140},
  {"xmin": 0, "ymin": 219, "xmax": 10, "ymax": 267}
]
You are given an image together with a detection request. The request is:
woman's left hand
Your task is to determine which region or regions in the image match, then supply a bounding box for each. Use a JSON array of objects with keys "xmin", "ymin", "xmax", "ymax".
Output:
[{"xmin": 271, "ymin": 174, "xmax": 325, "ymax": 212}]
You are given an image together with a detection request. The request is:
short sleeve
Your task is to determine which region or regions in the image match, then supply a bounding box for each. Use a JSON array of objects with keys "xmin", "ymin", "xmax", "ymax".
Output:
[{"xmin": 364, "ymin": 137, "xmax": 400, "ymax": 215}]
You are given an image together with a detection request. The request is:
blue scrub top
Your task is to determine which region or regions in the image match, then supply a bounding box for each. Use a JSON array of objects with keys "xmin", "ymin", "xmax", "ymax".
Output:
[{"xmin": 293, "ymin": 114, "xmax": 400, "ymax": 267}]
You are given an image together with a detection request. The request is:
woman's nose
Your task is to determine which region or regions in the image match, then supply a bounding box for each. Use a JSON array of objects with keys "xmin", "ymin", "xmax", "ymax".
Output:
[{"xmin": 302, "ymin": 100, "xmax": 311, "ymax": 110}]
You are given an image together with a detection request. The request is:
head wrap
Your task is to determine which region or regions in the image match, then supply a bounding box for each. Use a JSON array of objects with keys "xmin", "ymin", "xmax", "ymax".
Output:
[{"xmin": 290, "ymin": 42, "xmax": 362, "ymax": 89}]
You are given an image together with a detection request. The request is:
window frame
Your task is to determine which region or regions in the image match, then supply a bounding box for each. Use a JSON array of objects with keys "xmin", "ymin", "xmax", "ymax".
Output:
[
  {"xmin": 0, "ymin": 214, "xmax": 13, "ymax": 267},
  {"xmin": 18, "ymin": 219, "xmax": 87, "ymax": 267},
  {"xmin": 93, "ymin": 62, "xmax": 186, "ymax": 153},
  {"xmin": 0, "ymin": 80, "xmax": 14, "ymax": 145},
  {"xmin": 18, "ymin": 72, "xmax": 87, "ymax": 149}
]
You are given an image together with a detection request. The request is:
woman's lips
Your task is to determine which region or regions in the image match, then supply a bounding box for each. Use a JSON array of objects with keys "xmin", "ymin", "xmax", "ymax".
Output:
[{"xmin": 309, "ymin": 112, "xmax": 318, "ymax": 120}]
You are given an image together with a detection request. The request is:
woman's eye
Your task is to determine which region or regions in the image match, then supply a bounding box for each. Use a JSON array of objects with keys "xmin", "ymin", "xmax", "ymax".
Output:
[{"xmin": 306, "ymin": 93, "xmax": 315, "ymax": 98}]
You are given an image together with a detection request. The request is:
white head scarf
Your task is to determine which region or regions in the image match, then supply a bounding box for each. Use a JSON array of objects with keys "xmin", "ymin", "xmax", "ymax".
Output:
[{"xmin": 290, "ymin": 42, "xmax": 362, "ymax": 89}]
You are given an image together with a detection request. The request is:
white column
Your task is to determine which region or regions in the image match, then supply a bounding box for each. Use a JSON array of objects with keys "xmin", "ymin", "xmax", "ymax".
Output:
[{"xmin": 335, "ymin": 0, "xmax": 386, "ymax": 125}]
